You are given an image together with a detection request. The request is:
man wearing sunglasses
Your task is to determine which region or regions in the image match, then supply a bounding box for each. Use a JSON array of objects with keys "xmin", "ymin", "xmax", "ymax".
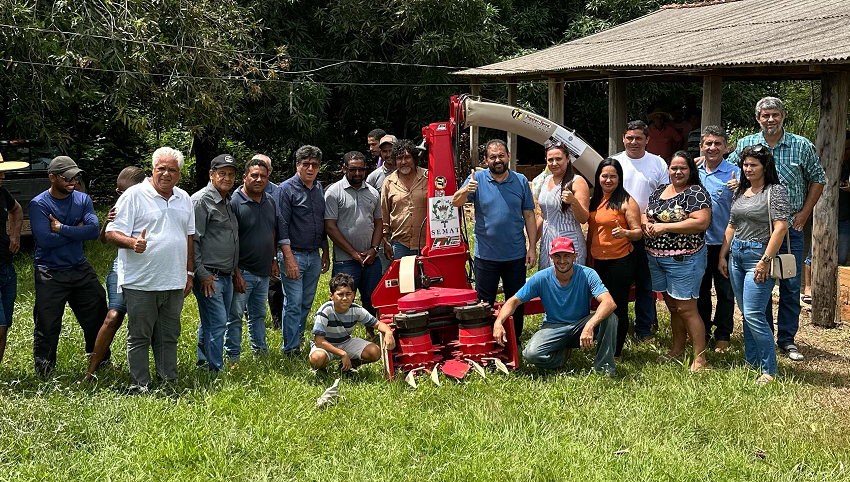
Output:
[
  {"xmin": 324, "ymin": 151, "xmax": 383, "ymax": 320},
  {"xmin": 30, "ymin": 156, "xmax": 106, "ymax": 376},
  {"xmin": 726, "ymin": 96, "xmax": 826, "ymax": 362}
]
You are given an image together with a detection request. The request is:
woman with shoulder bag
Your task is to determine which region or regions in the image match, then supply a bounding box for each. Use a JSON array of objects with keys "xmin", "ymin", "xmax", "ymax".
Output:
[{"xmin": 718, "ymin": 144, "xmax": 791, "ymax": 385}]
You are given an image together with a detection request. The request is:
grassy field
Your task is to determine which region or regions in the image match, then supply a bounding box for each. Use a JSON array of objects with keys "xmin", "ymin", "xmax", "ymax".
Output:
[{"xmin": 1, "ymin": 211, "xmax": 849, "ymax": 481}]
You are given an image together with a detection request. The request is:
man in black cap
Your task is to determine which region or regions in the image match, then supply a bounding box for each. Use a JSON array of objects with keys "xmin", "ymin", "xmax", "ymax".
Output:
[
  {"xmin": 29, "ymin": 156, "xmax": 106, "ymax": 376},
  {"xmin": 192, "ymin": 154, "xmax": 239, "ymax": 372},
  {"xmin": 0, "ymin": 153, "xmax": 26, "ymax": 365}
]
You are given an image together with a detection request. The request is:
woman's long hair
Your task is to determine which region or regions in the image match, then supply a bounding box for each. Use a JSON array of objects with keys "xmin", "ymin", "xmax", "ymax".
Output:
[
  {"xmin": 671, "ymin": 150, "xmax": 702, "ymax": 187},
  {"xmin": 543, "ymin": 140, "xmax": 575, "ymax": 213},
  {"xmin": 734, "ymin": 144, "xmax": 781, "ymax": 200},
  {"xmin": 589, "ymin": 157, "xmax": 631, "ymax": 212}
]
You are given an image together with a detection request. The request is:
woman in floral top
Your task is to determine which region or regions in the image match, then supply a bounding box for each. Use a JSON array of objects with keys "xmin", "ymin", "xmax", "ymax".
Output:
[{"xmin": 643, "ymin": 150, "xmax": 712, "ymax": 371}]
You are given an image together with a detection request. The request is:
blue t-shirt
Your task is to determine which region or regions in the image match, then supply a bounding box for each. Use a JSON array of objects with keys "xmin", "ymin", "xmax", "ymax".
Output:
[
  {"xmin": 698, "ymin": 159, "xmax": 740, "ymax": 246},
  {"xmin": 515, "ymin": 265, "xmax": 608, "ymax": 325},
  {"xmin": 461, "ymin": 169, "xmax": 535, "ymax": 262},
  {"xmin": 30, "ymin": 190, "xmax": 99, "ymax": 270}
]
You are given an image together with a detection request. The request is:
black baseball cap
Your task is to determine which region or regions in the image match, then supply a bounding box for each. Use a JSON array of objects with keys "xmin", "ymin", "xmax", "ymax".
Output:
[
  {"xmin": 48, "ymin": 156, "xmax": 83, "ymax": 178},
  {"xmin": 211, "ymin": 154, "xmax": 237, "ymax": 170}
]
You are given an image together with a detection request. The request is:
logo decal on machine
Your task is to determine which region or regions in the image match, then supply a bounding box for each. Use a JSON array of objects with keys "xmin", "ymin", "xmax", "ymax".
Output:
[
  {"xmin": 434, "ymin": 176, "xmax": 447, "ymax": 189},
  {"xmin": 511, "ymin": 109, "xmax": 524, "ymax": 120}
]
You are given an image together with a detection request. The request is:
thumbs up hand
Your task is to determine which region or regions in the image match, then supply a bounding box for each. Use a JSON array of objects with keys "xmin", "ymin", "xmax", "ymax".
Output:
[
  {"xmin": 611, "ymin": 219, "xmax": 626, "ymax": 239},
  {"xmin": 133, "ymin": 228, "xmax": 147, "ymax": 253},
  {"xmin": 466, "ymin": 169, "xmax": 478, "ymax": 194},
  {"xmin": 727, "ymin": 170, "xmax": 739, "ymax": 191},
  {"xmin": 561, "ymin": 186, "xmax": 575, "ymax": 206}
]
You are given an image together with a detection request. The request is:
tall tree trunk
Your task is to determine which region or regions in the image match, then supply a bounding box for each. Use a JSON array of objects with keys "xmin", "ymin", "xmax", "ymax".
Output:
[{"xmin": 193, "ymin": 130, "xmax": 219, "ymax": 190}]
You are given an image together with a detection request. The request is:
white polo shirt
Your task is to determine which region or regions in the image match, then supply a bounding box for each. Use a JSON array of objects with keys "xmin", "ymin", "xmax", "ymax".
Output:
[
  {"xmin": 614, "ymin": 151, "xmax": 670, "ymax": 213},
  {"xmin": 107, "ymin": 178, "xmax": 195, "ymax": 291}
]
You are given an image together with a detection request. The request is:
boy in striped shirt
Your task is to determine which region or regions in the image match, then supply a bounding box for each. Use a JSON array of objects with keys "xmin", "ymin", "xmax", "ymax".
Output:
[{"xmin": 309, "ymin": 273, "xmax": 395, "ymax": 372}]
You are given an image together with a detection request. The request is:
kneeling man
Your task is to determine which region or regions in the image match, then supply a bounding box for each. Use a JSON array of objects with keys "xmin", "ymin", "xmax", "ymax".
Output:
[
  {"xmin": 309, "ymin": 273, "xmax": 395, "ymax": 372},
  {"xmin": 493, "ymin": 237, "xmax": 617, "ymax": 375}
]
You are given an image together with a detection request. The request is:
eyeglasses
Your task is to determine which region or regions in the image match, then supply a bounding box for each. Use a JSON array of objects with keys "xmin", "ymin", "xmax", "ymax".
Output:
[
  {"xmin": 59, "ymin": 174, "xmax": 81, "ymax": 183},
  {"xmin": 544, "ymin": 139, "xmax": 566, "ymax": 150},
  {"xmin": 300, "ymin": 161, "xmax": 320, "ymax": 169},
  {"xmin": 742, "ymin": 143, "xmax": 769, "ymax": 157}
]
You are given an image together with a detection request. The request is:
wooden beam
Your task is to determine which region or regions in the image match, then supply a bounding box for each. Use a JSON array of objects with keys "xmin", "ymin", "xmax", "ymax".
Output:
[
  {"xmin": 812, "ymin": 71, "xmax": 850, "ymax": 328},
  {"xmin": 548, "ymin": 77, "xmax": 564, "ymax": 125},
  {"xmin": 608, "ymin": 78, "xmax": 627, "ymax": 156},
  {"xmin": 470, "ymin": 80, "xmax": 480, "ymax": 166},
  {"xmin": 701, "ymin": 76, "xmax": 722, "ymax": 129},
  {"xmin": 507, "ymin": 78, "xmax": 518, "ymax": 169}
]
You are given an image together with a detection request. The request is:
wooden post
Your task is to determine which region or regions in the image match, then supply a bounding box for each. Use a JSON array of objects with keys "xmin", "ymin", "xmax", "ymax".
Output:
[
  {"xmin": 470, "ymin": 80, "xmax": 480, "ymax": 166},
  {"xmin": 548, "ymin": 77, "xmax": 564, "ymax": 125},
  {"xmin": 812, "ymin": 71, "xmax": 850, "ymax": 328},
  {"xmin": 507, "ymin": 78, "xmax": 518, "ymax": 170},
  {"xmin": 608, "ymin": 77, "xmax": 627, "ymax": 156},
  {"xmin": 701, "ymin": 75, "xmax": 722, "ymax": 129}
]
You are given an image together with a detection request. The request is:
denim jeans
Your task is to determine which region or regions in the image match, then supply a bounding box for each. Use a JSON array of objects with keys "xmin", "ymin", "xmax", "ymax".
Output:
[
  {"xmin": 0, "ymin": 264, "xmax": 17, "ymax": 327},
  {"xmin": 804, "ymin": 220, "xmax": 850, "ymax": 266},
  {"xmin": 391, "ymin": 241, "xmax": 420, "ymax": 259},
  {"xmin": 194, "ymin": 274, "xmax": 234, "ymax": 372},
  {"xmin": 332, "ymin": 259, "xmax": 383, "ymax": 313},
  {"xmin": 698, "ymin": 244, "xmax": 735, "ymax": 342},
  {"xmin": 730, "ymin": 238, "xmax": 778, "ymax": 375},
  {"xmin": 225, "ymin": 270, "xmax": 269, "ymax": 361},
  {"xmin": 279, "ymin": 249, "xmax": 322, "ymax": 354},
  {"xmin": 474, "ymin": 257, "xmax": 527, "ymax": 342},
  {"xmin": 522, "ymin": 313, "xmax": 617, "ymax": 375},
  {"xmin": 631, "ymin": 239, "xmax": 656, "ymax": 338},
  {"xmin": 765, "ymin": 227, "xmax": 803, "ymax": 348}
]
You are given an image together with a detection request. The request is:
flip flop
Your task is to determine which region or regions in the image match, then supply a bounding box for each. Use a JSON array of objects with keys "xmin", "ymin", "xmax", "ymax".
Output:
[{"xmin": 801, "ymin": 294, "xmax": 812, "ymax": 304}]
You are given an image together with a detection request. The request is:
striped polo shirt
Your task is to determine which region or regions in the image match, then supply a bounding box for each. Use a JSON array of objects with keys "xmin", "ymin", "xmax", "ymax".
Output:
[{"xmin": 311, "ymin": 301, "xmax": 377, "ymax": 344}]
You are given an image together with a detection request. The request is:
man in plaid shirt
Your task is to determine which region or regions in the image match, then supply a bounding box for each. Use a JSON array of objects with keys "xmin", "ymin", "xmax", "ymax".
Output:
[{"xmin": 727, "ymin": 96, "xmax": 825, "ymax": 362}]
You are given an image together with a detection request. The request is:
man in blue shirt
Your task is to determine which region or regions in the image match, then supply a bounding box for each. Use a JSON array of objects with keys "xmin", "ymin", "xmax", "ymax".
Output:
[
  {"xmin": 453, "ymin": 139, "xmax": 537, "ymax": 342},
  {"xmin": 30, "ymin": 156, "xmax": 107, "ymax": 376},
  {"xmin": 493, "ymin": 237, "xmax": 617, "ymax": 375},
  {"xmin": 276, "ymin": 145, "xmax": 330, "ymax": 355},
  {"xmin": 697, "ymin": 126, "xmax": 740, "ymax": 353},
  {"xmin": 253, "ymin": 154, "xmax": 285, "ymax": 331},
  {"xmin": 727, "ymin": 97, "xmax": 826, "ymax": 361}
]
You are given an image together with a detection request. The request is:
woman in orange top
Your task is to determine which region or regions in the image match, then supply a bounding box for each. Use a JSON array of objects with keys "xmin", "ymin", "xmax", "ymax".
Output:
[{"xmin": 587, "ymin": 158, "xmax": 643, "ymax": 360}]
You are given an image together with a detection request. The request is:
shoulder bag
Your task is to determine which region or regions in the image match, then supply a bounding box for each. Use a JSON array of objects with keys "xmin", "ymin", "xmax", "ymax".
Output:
[{"xmin": 767, "ymin": 185, "xmax": 796, "ymax": 280}]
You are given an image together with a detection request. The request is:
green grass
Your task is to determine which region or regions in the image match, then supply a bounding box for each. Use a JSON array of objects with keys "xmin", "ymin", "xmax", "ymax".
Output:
[{"xmin": 1, "ymin": 209, "xmax": 849, "ymax": 481}]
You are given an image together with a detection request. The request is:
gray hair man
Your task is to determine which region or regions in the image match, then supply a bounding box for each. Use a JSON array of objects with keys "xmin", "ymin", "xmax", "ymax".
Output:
[
  {"xmin": 726, "ymin": 96, "xmax": 826, "ymax": 361},
  {"xmin": 192, "ymin": 154, "xmax": 239, "ymax": 373},
  {"xmin": 106, "ymin": 147, "xmax": 195, "ymax": 389}
]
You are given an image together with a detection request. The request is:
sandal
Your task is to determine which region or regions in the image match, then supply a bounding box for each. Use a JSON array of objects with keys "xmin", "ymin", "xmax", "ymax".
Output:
[
  {"xmin": 756, "ymin": 374, "xmax": 775, "ymax": 385},
  {"xmin": 801, "ymin": 294, "xmax": 812, "ymax": 304}
]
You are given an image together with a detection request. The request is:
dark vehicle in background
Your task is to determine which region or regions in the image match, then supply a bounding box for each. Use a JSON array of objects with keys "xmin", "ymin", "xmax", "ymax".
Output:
[{"xmin": 0, "ymin": 140, "xmax": 69, "ymax": 235}]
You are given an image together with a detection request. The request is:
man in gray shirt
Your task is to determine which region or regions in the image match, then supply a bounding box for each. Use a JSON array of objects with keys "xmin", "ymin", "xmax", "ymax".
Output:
[
  {"xmin": 192, "ymin": 154, "xmax": 239, "ymax": 372},
  {"xmin": 225, "ymin": 158, "xmax": 279, "ymax": 363},
  {"xmin": 325, "ymin": 151, "xmax": 383, "ymax": 315},
  {"xmin": 366, "ymin": 135, "xmax": 397, "ymax": 273}
]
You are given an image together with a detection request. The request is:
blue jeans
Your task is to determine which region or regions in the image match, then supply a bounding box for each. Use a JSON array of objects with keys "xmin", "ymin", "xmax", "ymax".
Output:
[
  {"xmin": 522, "ymin": 313, "xmax": 617, "ymax": 375},
  {"xmin": 765, "ymin": 227, "xmax": 803, "ymax": 348},
  {"xmin": 194, "ymin": 274, "xmax": 234, "ymax": 372},
  {"xmin": 631, "ymin": 239, "xmax": 656, "ymax": 338},
  {"xmin": 0, "ymin": 264, "xmax": 16, "ymax": 327},
  {"xmin": 730, "ymin": 239, "xmax": 778, "ymax": 375},
  {"xmin": 105, "ymin": 258, "xmax": 126, "ymax": 312},
  {"xmin": 391, "ymin": 241, "xmax": 420, "ymax": 259},
  {"xmin": 225, "ymin": 270, "xmax": 269, "ymax": 361},
  {"xmin": 280, "ymin": 249, "xmax": 322, "ymax": 354},
  {"xmin": 804, "ymin": 220, "xmax": 850, "ymax": 266},
  {"xmin": 332, "ymin": 259, "xmax": 382, "ymax": 313}
]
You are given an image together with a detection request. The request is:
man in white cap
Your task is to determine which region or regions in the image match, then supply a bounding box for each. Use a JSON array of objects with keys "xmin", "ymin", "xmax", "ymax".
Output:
[
  {"xmin": 0, "ymin": 153, "xmax": 25, "ymax": 365},
  {"xmin": 30, "ymin": 156, "xmax": 106, "ymax": 376}
]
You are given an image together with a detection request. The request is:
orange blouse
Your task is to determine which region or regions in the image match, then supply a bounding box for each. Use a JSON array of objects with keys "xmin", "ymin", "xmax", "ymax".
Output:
[{"xmin": 588, "ymin": 197, "xmax": 633, "ymax": 260}]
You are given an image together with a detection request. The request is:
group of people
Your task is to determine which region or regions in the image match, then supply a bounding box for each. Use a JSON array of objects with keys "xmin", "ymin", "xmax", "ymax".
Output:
[
  {"xmin": 487, "ymin": 96, "xmax": 824, "ymax": 385},
  {"xmin": 0, "ymin": 96, "xmax": 830, "ymax": 388}
]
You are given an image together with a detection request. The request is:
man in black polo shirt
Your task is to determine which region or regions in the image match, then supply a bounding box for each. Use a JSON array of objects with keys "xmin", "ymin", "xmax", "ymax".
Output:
[
  {"xmin": 225, "ymin": 158, "xmax": 279, "ymax": 363},
  {"xmin": 0, "ymin": 153, "xmax": 25, "ymax": 365}
]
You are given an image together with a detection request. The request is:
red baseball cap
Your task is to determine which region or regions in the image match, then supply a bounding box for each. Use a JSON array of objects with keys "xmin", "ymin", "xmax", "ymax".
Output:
[{"xmin": 550, "ymin": 237, "xmax": 576, "ymax": 255}]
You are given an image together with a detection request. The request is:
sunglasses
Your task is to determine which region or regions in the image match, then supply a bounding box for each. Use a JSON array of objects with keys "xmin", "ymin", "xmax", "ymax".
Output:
[
  {"xmin": 743, "ymin": 143, "xmax": 769, "ymax": 156},
  {"xmin": 59, "ymin": 174, "xmax": 81, "ymax": 183}
]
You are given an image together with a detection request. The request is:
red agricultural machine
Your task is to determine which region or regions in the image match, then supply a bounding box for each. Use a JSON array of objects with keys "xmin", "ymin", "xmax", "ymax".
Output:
[{"xmin": 371, "ymin": 95, "xmax": 604, "ymax": 382}]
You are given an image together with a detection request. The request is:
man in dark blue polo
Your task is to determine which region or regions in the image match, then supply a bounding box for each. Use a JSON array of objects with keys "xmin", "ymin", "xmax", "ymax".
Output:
[
  {"xmin": 452, "ymin": 139, "xmax": 537, "ymax": 342},
  {"xmin": 253, "ymin": 154, "xmax": 285, "ymax": 331},
  {"xmin": 225, "ymin": 158, "xmax": 279, "ymax": 362},
  {"xmin": 277, "ymin": 145, "xmax": 330, "ymax": 356}
]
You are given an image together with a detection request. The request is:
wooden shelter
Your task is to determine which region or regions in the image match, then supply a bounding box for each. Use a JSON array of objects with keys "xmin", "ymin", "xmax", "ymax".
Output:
[{"xmin": 457, "ymin": 0, "xmax": 850, "ymax": 327}]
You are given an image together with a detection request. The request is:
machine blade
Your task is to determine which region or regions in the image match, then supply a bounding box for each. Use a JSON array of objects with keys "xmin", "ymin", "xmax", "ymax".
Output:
[
  {"xmin": 404, "ymin": 370, "xmax": 418, "ymax": 389},
  {"xmin": 430, "ymin": 364, "xmax": 442, "ymax": 386},
  {"xmin": 441, "ymin": 359, "xmax": 470, "ymax": 379},
  {"xmin": 467, "ymin": 359, "xmax": 486, "ymax": 378}
]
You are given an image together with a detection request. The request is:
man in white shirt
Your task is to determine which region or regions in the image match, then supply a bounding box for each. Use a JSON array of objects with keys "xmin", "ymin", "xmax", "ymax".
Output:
[
  {"xmin": 106, "ymin": 147, "xmax": 195, "ymax": 389},
  {"xmin": 613, "ymin": 120, "xmax": 669, "ymax": 343}
]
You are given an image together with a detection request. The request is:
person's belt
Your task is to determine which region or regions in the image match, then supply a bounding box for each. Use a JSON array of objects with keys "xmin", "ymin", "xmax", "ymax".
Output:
[{"xmin": 205, "ymin": 266, "xmax": 232, "ymax": 277}]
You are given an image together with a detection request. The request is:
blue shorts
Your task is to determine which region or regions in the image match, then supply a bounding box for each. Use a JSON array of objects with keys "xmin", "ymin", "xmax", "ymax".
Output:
[
  {"xmin": 647, "ymin": 247, "xmax": 707, "ymax": 301},
  {"xmin": 0, "ymin": 264, "xmax": 17, "ymax": 327},
  {"xmin": 105, "ymin": 258, "xmax": 127, "ymax": 312}
]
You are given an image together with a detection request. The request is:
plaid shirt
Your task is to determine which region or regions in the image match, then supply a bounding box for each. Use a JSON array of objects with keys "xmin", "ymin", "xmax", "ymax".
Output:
[{"xmin": 727, "ymin": 130, "xmax": 825, "ymax": 216}]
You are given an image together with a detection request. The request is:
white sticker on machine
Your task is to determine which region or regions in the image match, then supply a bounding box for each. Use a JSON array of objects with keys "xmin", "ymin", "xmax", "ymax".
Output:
[
  {"xmin": 551, "ymin": 126, "xmax": 588, "ymax": 157},
  {"xmin": 429, "ymin": 196, "xmax": 461, "ymax": 238}
]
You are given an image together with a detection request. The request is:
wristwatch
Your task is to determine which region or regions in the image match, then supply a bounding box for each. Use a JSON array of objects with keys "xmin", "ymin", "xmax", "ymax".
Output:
[
  {"xmin": 187, "ymin": 271, "xmax": 194, "ymax": 277},
  {"xmin": 370, "ymin": 245, "xmax": 380, "ymax": 251},
  {"xmin": 761, "ymin": 255, "xmax": 773, "ymax": 263}
]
